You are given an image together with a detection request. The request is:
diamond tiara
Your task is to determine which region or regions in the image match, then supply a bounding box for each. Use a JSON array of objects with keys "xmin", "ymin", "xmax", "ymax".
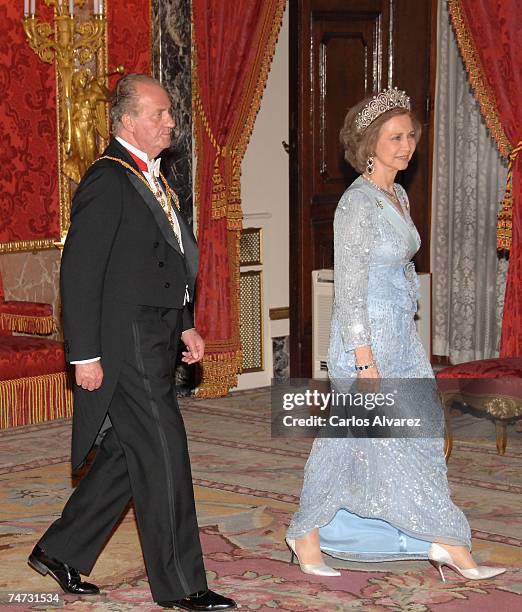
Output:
[{"xmin": 355, "ymin": 87, "xmax": 411, "ymax": 132}]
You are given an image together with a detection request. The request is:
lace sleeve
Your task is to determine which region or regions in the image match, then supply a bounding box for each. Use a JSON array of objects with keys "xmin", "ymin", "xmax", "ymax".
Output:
[{"xmin": 333, "ymin": 189, "xmax": 377, "ymax": 351}]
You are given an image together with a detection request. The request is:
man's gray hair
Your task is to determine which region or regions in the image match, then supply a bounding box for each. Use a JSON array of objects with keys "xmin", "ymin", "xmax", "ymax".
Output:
[{"xmin": 110, "ymin": 73, "xmax": 162, "ymax": 134}]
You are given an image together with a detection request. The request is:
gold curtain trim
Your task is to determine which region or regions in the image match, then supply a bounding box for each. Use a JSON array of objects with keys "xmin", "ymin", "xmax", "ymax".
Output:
[
  {"xmin": 497, "ymin": 141, "xmax": 522, "ymax": 251},
  {"xmin": 447, "ymin": 0, "xmax": 511, "ymax": 159},
  {"xmin": 193, "ymin": 88, "xmax": 224, "ymax": 156},
  {"xmin": 195, "ymin": 349, "xmax": 243, "ymax": 398},
  {"xmin": 0, "ymin": 312, "xmax": 57, "ymax": 335},
  {"xmin": 191, "ymin": 37, "xmax": 229, "ymax": 222},
  {"xmin": 0, "ymin": 371, "xmax": 73, "ymax": 429},
  {"xmin": 226, "ymin": 0, "xmax": 287, "ymax": 231},
  {"xmin": 0, "ymin": 238, "xmax": 58, "ymax": 254},
  {"xmin": 232, "ymin": 0, "xmax": 287, "ymax": 164}
]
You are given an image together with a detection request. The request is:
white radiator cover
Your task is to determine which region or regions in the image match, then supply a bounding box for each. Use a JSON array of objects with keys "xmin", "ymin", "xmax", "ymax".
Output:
[{"xmin": 312, "ymin": 269, "xmax": 432, "ymax": 379}]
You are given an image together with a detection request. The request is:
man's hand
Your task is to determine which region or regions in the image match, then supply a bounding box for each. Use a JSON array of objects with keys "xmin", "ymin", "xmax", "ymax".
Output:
[
  {"xmin": 180, "ymin": 328, "xmax": 205, "ymax": 364},
  {"xmin": 75, "ymin": 361, "xmax": 104, "ymax": 391}
]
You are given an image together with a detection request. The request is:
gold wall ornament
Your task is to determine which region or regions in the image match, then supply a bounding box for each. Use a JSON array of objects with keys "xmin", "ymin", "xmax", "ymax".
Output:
[
  {"xmin": 63, "ymin": 68, "xmax": 111, "ymax": 183},
  {"xmin": 21, "ymin": 0, "xmax": 119, "ymax": 252}
]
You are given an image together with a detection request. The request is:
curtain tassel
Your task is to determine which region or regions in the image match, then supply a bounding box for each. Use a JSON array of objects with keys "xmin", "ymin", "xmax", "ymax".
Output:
[
  {"xmin": 497, "ymin": 140, "xmax": 522, "ymax": 253},
  {"xmin": 211, "ymin": 153, "xmax": 227, "ymax": 220},
  {"xmin": 195, "ymin": 350, "xmax": 243, "ymax": 398}
]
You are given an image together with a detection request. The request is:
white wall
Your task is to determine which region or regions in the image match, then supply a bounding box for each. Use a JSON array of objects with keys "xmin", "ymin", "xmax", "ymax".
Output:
[{"xmin": 236, "ymin": 9, "xmax": 289, "ymax": 389}]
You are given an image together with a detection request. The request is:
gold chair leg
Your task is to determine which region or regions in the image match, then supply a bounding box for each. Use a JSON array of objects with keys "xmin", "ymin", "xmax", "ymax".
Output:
[{"xmin": 495, "ymin": 420, "xmax": 507, "ymax": 455}]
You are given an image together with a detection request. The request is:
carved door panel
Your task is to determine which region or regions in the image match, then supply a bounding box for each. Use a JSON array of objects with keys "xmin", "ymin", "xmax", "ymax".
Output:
[{"xmin": 290, "ymin": 0, "xmax": 435, "ymax": 376}]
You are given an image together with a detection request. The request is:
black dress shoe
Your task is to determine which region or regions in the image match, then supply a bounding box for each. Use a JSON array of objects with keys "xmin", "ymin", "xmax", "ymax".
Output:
[
  {"xmin": 157, "ymin": 589, "xmax": 236, "ymax": 610},
  {"xmin": 28, "ymin": 545, "xmax": 100, "ymax": 595}
]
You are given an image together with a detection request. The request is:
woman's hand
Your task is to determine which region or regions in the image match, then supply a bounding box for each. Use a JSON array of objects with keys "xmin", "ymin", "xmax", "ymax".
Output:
[
  {"xmin": 354, "ymin": 345, "xmax": 380, "ymax": 392},
  {"xmin": 356, "ymin": 364, "xmax": 380, "ymax": 393},
  {"xmin": 357, "ymin": 365, "xmax": 380, "ymax": 378}
]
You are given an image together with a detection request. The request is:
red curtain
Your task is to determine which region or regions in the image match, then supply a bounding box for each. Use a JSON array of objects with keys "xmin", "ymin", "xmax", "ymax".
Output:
[
  {"xmin": 193, "ymin": 0, "xmax": 286, "ymax": 396},
  {"xmin": 449, "ymin": 0, "xmax": 522, "ymax": 357}
]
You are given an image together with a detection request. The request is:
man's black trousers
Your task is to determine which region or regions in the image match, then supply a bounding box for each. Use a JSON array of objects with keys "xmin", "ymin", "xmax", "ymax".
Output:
[{"xmin": 38, "ymin": 305, "xmax": 207, "ymax": 601}]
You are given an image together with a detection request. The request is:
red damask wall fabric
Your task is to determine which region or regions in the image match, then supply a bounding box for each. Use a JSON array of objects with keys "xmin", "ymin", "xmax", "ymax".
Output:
[
  {"xmin": 0, "ymin": 3, "xmax": 59, "ymax": 247},
  {"xmin": 449, "ymin": 0, "xmax": 522, "ymax": 358},
  {"xmin": 107, "ymin": 1, "xmax": 151, "ymax": 88},
  {"xmin": 0, "ymin": 2, "xmax": 151, "ymax": 250}
]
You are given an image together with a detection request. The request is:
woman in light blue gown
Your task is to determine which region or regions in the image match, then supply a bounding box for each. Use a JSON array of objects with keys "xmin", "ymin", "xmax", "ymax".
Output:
[{"xmin": 285, "ymin": 88, "xmax": 505, "ymax": 582}]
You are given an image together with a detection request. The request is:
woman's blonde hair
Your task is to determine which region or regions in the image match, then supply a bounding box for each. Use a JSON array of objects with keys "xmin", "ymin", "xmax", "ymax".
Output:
[{"xmin": 339, "ymin": 97, "xmax": 422, "ymax": 173}]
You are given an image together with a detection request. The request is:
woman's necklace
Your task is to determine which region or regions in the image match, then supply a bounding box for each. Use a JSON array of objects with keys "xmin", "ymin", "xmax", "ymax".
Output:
[
  {"xmin": 362, "ymin": 174, "xmax": 398, "ymax": 201},
  {"xmin": 362, "ymin": 174, "xmax": 405, "ymax": 217}
]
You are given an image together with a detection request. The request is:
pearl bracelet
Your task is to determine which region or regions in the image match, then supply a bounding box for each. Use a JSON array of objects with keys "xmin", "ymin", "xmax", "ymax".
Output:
[{"xmin": 355, "ymin": 361, "xmax": 376, "ymax": 371}]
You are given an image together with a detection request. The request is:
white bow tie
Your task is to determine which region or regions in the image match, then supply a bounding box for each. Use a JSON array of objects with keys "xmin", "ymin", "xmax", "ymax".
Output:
[{"xmin": 147, "ymin": 158, "xmax": 161, "ymax": 177}]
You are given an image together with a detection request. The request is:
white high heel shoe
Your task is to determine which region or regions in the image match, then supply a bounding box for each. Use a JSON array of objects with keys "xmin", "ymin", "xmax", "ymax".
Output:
[
  {"xmin": 428, "ymin": 543, "xmax": 506, "ymax": 582},
  {"xmin": 285, "ymin": 538, "xmax": 341, "ymax": 577}
]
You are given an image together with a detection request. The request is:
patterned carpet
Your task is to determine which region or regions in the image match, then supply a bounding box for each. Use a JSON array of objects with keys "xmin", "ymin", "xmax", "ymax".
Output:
[{"xmin": 0, "ymin": 388, "xmax": 521, "ymax": 611}]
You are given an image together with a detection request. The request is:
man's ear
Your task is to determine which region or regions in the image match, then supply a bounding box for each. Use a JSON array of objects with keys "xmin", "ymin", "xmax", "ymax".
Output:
[{"xmin": 121, "ymin": 113, "xmax": 134, "ymax": 133}]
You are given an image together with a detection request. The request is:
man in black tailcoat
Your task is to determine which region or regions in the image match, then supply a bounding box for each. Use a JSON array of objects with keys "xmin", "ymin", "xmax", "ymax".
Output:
[{"xmin": 28, "ymin": 74, "xmax": 236, "ymax": 612}]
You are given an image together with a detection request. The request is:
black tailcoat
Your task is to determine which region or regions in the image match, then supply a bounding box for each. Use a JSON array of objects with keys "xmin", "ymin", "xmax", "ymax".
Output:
[{"xmin": 60, "ymin": 139, "xmax": 198, "ymax": 469}]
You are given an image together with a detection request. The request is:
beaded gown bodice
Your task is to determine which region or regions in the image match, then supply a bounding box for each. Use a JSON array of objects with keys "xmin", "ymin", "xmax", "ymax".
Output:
[{"xmin": 328, "ymin": 176, "xmax": 425, "ymax": 379}]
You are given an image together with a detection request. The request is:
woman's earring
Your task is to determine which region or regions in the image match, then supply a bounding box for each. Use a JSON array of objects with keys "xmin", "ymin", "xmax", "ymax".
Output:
[{"xmin": 366, "ymin": 156, "xmax": 374, "ymax": 175}]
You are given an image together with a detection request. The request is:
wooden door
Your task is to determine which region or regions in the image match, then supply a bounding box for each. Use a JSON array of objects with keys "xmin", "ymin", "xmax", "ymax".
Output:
[{"xmin": 289, "ymin": 0, "xmax": 435, "ymax": 377}]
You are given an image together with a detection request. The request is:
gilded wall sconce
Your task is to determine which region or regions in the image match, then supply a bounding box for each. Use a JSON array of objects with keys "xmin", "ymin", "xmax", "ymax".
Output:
[{"xmin": 22, "ymin": 0, "xmax": 121, "ymax": 247}]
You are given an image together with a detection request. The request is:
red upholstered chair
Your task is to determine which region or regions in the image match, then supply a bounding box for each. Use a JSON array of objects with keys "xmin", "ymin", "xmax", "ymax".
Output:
[
  {"xmin": 0, "ymin": 273, "xmax": 72, "ymax": 428},
  {"xmin": 436, "ymin": 358, "xmax": 522, "ymax": 459}
]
